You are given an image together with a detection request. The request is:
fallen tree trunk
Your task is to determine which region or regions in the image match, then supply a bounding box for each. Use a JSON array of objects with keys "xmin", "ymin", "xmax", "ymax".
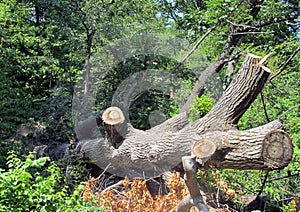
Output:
[
  {"xmin": 33, "ymin": 52, "xmax": 294, "ymax": 210},
  {"xmin": 75, "ymin": 53, "xmax": 293, "ymax": 179}
]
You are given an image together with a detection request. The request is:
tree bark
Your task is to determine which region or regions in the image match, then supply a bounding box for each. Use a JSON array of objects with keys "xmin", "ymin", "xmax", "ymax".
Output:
[
  {"xmin": 199, "ymin": 125, "xmax": 293, "ymax": 170},
  {"xmin": 74, "ymin": 53, "xmax": 293, "ymax": 179}
]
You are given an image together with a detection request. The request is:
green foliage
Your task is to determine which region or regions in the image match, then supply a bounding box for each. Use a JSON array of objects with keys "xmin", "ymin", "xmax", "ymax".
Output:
[
  {"xmin": 159, "ymin": 0, "xmax": 299, "ymax": 62},
  {"xmin": 33, "ymin": 86, "xmax": 75, "ymax": 143},
  {"xmin": 189, "ymin": 95, "xmax": 216, "ymax": 122},
  {"xmin": 198, "ymin": 167, "xmax": 300, "ymax": 210},
  {"xmin": 0, "ymin": 0, "xmax": 33, "ymax": 137},
  {"xmin": 0, "ymin": 0, "xmax": 82, "ymax": 142},
  {"xmin": 0, "ymin": 152, "xmax": 103, "ymax": 212}
]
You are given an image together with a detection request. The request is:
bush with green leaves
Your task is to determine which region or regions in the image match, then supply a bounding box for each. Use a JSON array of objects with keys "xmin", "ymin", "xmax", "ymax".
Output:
[
  {"xmin": 189, "ymin": 94, "xmax": 216, "ymax": 122},
  {"xmin": 0, "ymin": 152, "xmax": 103, "ymax": 212}
]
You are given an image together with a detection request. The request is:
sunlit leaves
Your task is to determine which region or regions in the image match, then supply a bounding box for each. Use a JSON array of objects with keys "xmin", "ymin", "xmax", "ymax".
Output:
[{"xmin": 0, "ymin": 153, "xmax": 102, "ymax": 211}]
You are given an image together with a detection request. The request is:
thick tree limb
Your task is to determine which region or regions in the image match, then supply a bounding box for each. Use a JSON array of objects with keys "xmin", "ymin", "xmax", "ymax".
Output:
[
  {"xmin": 36, "ymin": 54, "xmax": 293, "ymax": 212},
  {"xmin": 191, "ymin": 53, "xmax": 270, "ymax": 131},
  {"xmin": 203, "ymin": 126, "xmax": 293, "ymax": 170},
  {"xmin": 35, "ymin": 52, "xmax": 294, "ymax": 211},
  {"xmin": 102, "ymin": 107, "xmax": 127, "ymax": 148},
  {"xmin": 79, "ymin": 117, "xmax": 292, "ymax": 178}
]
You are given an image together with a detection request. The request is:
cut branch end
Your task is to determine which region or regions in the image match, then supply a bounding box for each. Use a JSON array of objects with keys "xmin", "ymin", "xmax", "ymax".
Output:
[
  {"xmin": 102, "ymin": 107, "xmax": 125, "ymax": 125},
  {"xmin": 262, "ymin": 130, "xmax": 293, "ymax": 169},
  {"xmin": 193, "ymin": 139, "xmax": 217, "ymax": 159}
]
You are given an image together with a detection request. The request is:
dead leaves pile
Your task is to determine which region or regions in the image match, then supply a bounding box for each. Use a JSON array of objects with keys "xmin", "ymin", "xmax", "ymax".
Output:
[{"xmin": 82, "ymin": 172, "xmax": 188, "ymax": 211}]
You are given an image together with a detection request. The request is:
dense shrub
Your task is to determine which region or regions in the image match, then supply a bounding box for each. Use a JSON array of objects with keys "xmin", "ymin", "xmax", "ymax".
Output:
[
  {"xmin": 0, "ymin": 152, "xmax": 103, "ymax": 212},
  {"xmin": 189, "ymin": 94, "xmax": 216, "ymax": 122}
]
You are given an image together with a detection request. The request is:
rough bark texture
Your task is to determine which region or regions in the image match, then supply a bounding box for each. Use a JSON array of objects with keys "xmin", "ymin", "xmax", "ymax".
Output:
[
  {"xmin": 75, "ymin": 53, "xmax": 293, "ymax": 179},
  {"xmin": 102, "ymin": 107, "xmax": 127, "ymax": 148},
  {"xmin": 191, "ymin": 54, "xmax": 270, "ymax": 131},
  {"xmin": 203, "ymin": 125, "xmax": 293, "ymax": 170}
]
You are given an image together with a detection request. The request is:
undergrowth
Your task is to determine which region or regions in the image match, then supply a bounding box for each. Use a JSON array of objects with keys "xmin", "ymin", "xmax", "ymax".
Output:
[{"xmin": 82, "ymin": 172, "xmax": 189, "ymax": 211}]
